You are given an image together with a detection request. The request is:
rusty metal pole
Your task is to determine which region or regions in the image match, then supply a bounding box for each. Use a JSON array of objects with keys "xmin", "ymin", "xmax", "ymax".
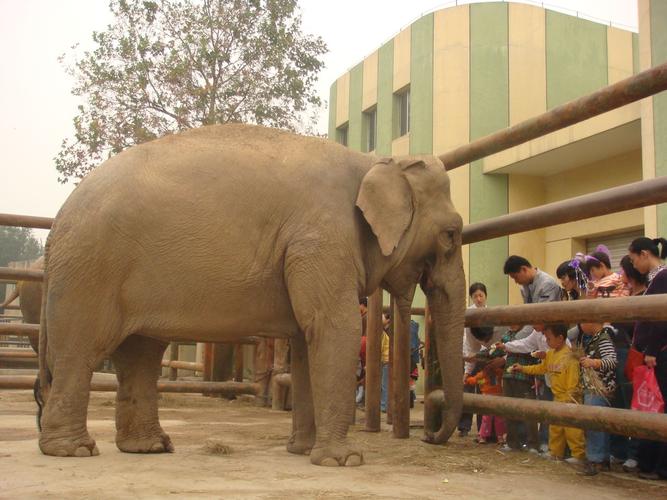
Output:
[
  {"xmin": 0, "ymin": 213, "xmax": 54, "ymax": 229},
  {"xmin": 168, "ymin": 342, "xmax": 178, "ymax": 381},
  {"xmin": 464, "ymin": 294, "xmax": 667, "ymax": 326},
  {"xmin": 462, "ymin": 176, "xmax": 667, "ymax": 245},
  {"xmin": 0, "ymin": 267, "xmax": 43, "ymax": 282},
  {"xmin": 391, "ymin": 298, "xmax": 411, "ymax": 438},
  {"xmin": 439, "ymin": 61, "xmax": 667, "ymax": 170},
  {"xmin": 364, "ymin": 289, "xmax": 383, "ymax": 432},
  {"xmin": 424, "ymin": 390, "xmax": 667, "ymax": 443}
]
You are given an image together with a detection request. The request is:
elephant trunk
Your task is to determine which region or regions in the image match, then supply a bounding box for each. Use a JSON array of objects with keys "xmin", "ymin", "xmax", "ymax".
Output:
[{"xmin": 423, "ymin": 261, "xmax": 466, "ymax": 444}]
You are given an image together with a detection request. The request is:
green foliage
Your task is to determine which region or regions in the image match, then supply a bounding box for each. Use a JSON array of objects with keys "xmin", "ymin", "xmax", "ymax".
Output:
[
  {"xmin": 56, "ymin": 0, "xmax": 327, "ymax": 183},
  {"xmin": 0, "ymin": 227, "xmax": 43, "ymax": 267}
]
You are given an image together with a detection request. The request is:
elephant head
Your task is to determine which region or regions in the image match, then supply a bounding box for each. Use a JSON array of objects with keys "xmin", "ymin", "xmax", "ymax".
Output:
[{"xmin": 356, "ymin": 155, "xmax": 465, "ymax": 443}]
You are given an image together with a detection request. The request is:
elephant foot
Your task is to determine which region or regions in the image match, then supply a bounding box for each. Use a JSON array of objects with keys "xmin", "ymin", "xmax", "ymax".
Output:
[
  {"xmin": 39, "ymin": 431, "xmax": 99, "ymax": 457},
  {"xmin": 286, "ymin": 430, "xmax": 315, "ymax": 455},
  {"xmin": 310, "ymin": 445, "xmax": 364, "ymax": 467},
  {"xmin": 116, "ymin": 431, "xmax": 174, "ymax": 453}
]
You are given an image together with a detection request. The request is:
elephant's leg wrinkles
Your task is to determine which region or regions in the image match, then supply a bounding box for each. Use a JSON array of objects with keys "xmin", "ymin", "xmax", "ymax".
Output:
[
  {"xmin": 286, "ymin": 332, "xmax": 315, "ymax": 455},
  {"xmin": 39, "ymin": 356, "xmax": 98, "ymax": 457},
  {"xmin": 287, "ymin": 273, "xmax": 364, "ymax": 466},
  {"xmin": 112, "ymin": 335, "xmax": 173, "ymax": 453}
]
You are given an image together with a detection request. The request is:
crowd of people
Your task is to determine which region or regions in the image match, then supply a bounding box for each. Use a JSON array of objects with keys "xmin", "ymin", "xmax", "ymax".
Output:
[{"xmin": 460, "ymin": 236, "xmax": 667, "ymax": 479}]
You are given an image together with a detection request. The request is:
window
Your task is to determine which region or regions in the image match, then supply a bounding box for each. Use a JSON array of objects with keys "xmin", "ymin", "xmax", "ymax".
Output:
[
  {"xmin": 363, "ymin": 107, "xmax": 377, "ymax": 152},
  {"xmin": 336, "ymin": 123, "xmax": 348, "ymax": 146},
  {"xmin": 395, "ymin": 87, "xmax": 410, "ymax": 138}
]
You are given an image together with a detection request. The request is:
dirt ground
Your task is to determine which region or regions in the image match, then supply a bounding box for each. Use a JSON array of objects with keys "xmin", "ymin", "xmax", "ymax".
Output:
[{"xmin": 1, "ymin": 378, "xmax": 665, "ymax": 499}]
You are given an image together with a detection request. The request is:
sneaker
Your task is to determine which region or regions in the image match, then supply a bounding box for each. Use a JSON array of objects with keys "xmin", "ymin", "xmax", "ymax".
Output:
[
  {"xmin": 564, "ymin": 457, "xmax": 584, "ymax": 465},
  {"xmin": 609, "ymin": 455, "xmax": 625, "ymax": 465},
  {"xmin": 638, "ymin": 471, "xmax": 661, "ymax": 481},
  {"xmin": 526, "ymin": 448, "xmax": 540, "ymax": 455},
  {"xmin": 622, "ymin": 459, "xmax": 638, "ymax": 472},
  {"xmin": 475, "ymin": 437, "xmax": 488, "ymax": 444},
  {"xmin": 499, "ymin": 444, "xmax": 516, "ymax": 453},
  {"xmin": 539, "ymin": 444, "xmax": 550, "ymax": 454},
  {"xmin": 458, "ymin": 430, "xmax": 469, "ymax": 438},
  {"xmin": 579, "ymin": 462, "xmax": 600, "ymax": 476}
]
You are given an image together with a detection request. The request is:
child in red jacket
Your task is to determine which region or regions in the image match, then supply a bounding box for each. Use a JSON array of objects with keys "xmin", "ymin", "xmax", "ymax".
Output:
[{"xmin": 466, "ymin": 363, "xmax": 507, "ymax": 445}]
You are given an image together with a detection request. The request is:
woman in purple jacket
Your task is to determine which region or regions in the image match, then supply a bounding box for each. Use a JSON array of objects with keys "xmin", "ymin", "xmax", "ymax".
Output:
[{"xmin": 629, "ymin": 236, "xmax": 667, "ymax": 480}]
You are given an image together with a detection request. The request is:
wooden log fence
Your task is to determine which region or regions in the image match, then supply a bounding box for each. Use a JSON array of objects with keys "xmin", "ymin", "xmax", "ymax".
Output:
[
  {"xmin": 424, "ymin": 391, "xmax": 667, "ymax": 443},
  {"xmin": 0, "ymin": 375, "xmax": 260, "ymax": 396}
]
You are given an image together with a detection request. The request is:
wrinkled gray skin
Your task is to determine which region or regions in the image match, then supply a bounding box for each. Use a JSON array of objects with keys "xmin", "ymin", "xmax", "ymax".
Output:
[
  {"xmin": 1, "ymin": 257, "xmax": 44, "ymax": 351},
  {"xmin": 38, "ymin": 124, "xmax": 465, "ymax": 465}
]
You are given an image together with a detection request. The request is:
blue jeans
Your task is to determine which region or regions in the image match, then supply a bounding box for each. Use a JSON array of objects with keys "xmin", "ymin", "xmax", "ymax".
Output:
[
  {"xmin": 380, "ymin": 363, "xmax": 388, "ymax": 412},
  {"xmin": 585, "ymin": 392, "xmax": 611, "ymax": 463}
]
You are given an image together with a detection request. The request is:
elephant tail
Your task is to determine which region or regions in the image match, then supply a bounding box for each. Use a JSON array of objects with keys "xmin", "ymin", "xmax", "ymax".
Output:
[
  {"xmin": 0, "ymin": 284, "xmax": 20, "ymax": 309},
  {"xmin": 36, "ymin": 245, "xmax": 52, "ymax": 431}
]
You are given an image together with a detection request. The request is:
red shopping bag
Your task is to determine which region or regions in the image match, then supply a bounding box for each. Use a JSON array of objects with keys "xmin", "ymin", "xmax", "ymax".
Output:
[{"xmin": 632, "ymin": 366, "xmax": 665, "ymax": 413}]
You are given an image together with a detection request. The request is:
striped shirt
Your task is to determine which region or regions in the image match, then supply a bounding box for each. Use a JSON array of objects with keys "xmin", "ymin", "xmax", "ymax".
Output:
[{"xmin": 577, "ymin": 326, "xmax": 617, "ymax": 395}]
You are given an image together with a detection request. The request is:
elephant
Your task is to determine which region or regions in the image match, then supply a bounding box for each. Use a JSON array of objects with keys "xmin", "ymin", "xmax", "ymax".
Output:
[
  {"xmin": 37, "ymin": 123, "xmax": 465, "ymax": 465},
  {"xmin": 1, "ymin": 256, "xmax": 44, "ymax": 351}
]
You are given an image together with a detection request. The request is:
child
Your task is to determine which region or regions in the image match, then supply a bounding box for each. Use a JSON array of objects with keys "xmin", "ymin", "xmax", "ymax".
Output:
[
  {"xmin": 465, "ymin": 358, "xmax": 506, "ymax": 445},
  {"xmin": 576, "ymin": 320, "xmax": 617, "ymax": 476},
  {"xmin": 583, "ymin": 249, "xmax": 629, "ymax": 298},
  {"xmin": 497, "ymin": 325, "xmax": 540, "ymax": 452},
  {"xmin": 511, "ymin": 324, "xmax": 585, "ymax": 464}
]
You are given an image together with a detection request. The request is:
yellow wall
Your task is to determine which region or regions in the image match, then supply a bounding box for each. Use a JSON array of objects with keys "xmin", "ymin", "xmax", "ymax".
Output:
[
  {"xmin": 362, "ymin": 51, "xmax": 378, "ymax": 111},
  {"xmin": 433, "ymin": 5, "xmax": 470, "ymax": 285},
  {"xmin": 391, "ymin": 135, "xmax": 410, "ymax": 155},
  {"xmin": 607, "ymin": 27, "xmax": 634, "ymax": 84},
  {"xmin": 393, "ymin": 26, "xmax": 411, "ymax": 92},
  {"xmin": 508, "ymin": 3, "xmax": 546, "ymax": 125},
  {"xmin": 540, "ymin": 149, "xmax": 643, "ymax": 275},
  {"xmin": 508, "ymin": 174, "xmax": 546, "ymax": 304},
  {"xmin": 335, "ymin": 72, "xmax": 350, "ymax": 127}
]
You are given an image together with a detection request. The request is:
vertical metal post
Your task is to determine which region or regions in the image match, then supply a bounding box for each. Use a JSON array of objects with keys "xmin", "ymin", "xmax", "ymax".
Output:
[
  {"xmin": 391, "ymin": 298, "xmax": 411, "ymax": 438},
  {"xmin": 364, "ymin": 289, "xmax": 383, "ymax": 432}
]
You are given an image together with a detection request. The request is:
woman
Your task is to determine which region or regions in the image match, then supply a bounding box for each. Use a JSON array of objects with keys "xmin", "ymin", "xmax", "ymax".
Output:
[
  {"xmin": 629, "ymin": 236, "xmax": 667, "ymax": 480},
  {"xmin": 459, "ymin": 283, "xmax": 503, "ymax": 438},
  {"xmin": 610, "ymin": 255, "xmax": 648, "ymax": 472}
]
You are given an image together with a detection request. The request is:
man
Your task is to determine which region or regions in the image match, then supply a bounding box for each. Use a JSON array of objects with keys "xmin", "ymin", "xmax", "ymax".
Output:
[
  {"xmin": 503, "ymin": 256, "xmax": 561, "ymax": 452},
  {"xmin": 503, "ymin": 255, "xmax": 561, "ymax": 339}
]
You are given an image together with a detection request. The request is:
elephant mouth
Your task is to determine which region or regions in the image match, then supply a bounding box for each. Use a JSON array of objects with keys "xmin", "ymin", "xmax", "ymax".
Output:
[{"xmin": 419, "ymin": 261, "xmax": 435, "ymax": 294}]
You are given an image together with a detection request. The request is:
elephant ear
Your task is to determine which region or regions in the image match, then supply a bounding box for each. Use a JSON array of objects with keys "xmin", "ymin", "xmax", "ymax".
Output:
[{"xmin": 356, "ymin": 157, "xmax": 424, "ymax": 256}]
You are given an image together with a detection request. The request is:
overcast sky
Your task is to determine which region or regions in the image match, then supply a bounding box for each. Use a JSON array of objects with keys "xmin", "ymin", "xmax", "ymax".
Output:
[{"xmin": 0, "ymin": 0, "xmax": 637, "ymax": 242}]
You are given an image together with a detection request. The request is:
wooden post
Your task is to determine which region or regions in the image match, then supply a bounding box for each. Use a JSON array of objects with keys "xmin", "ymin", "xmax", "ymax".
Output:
[
  {"xmin": 234, "ymin": 344, "xmax": 244, "ymax": 382},
  {"xmin": 392, "ymin": 298, "xmax": 411, "ymax": 438},
  {"xmin": 254, "ymin": 338, "xmax": 274, "ymax": 406},
  {"xmin": 386, "ymin": 295, "xmax": 394, "ymax": 425},
  {"xmin": 203, "ymin": 343, "xmax": 213, "ymax": 398},
  {"xmin": 168, "ymin": 342, "xmax": 178, "ymax": 381},
  {"xmin": 271, "ymin": 338, "xmax": 291, "ymax": 410},
  {"xmin": 365, "ymin": 289, "xmax": 382, "ymax": 432}
]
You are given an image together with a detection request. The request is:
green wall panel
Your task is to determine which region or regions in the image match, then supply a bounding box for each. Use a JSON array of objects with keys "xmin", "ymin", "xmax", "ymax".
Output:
[
  {"xmin": 546, "ymin": 11, "xmax": 608, "ymax": 109},
  {"xmin": 348, "ymin": 63, "xmax": 364, "ymax": 151},
  {"xmin": 410, "ymin": 13, "xmax": 434, "ymax": 155},
  {"xmin": 469, "ymin": 2, "xmax": 509, "ymax": 306},
  {"xmin": 328, "ymin": 82, "xmax": 337, "ymax": 140},
  {"xmin": 376, "ymin": 40, "xmax": 394, "ymax": 155},
  {"xmin": 651, "ymin": 0, "xmax": 667, "ymax": 236}
]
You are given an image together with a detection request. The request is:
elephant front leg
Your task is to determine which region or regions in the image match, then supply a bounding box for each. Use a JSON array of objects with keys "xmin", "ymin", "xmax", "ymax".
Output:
[
  {"xmin": 111, "ymin": 335, "xmax": 173, "ymax": 453},
  {"xmin": 286, "ymin": 332, "xmax": 316, "ymax": 455}
]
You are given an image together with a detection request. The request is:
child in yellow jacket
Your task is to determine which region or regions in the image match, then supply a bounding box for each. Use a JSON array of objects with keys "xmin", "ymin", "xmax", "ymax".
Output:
[{"xmin": 511, "ymin": 324, "xmax": 585, "ymax": 463}]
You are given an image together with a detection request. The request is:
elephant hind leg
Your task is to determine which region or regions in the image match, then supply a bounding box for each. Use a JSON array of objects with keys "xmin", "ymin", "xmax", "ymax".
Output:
[
  {"xmin": 38, "ymin": 354, "xmax": 99, "ymax": 457},
  {"xmin": 111, "ymin": 335, "xmax": 173, "ymax": 453},
  {"xmin": 286, "ymin": 331, "xmax": 315, "ymax": 455}
]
